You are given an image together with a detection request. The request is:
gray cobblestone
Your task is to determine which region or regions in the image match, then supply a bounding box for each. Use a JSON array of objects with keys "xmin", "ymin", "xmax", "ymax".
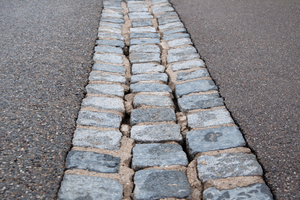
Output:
[
  {"xmin": 58, "ymin": 175, "xmax": 123, "ymax": 200},
  {"xmin": 129, "ymin": 7, "xmax": 148, "ymax": 12},
  {"xmin": 96, "ymin": 39, "xmax": 125, "ymax": 48},
  {"xmin": 129, "ymin": 52, "xmax": 161, "ymax": 63},
  {"xmin": 130, "ymin": 83, "xmax": 171, "ymax": 93},
  {"xmin": 93, "ymin": 53, "xmax": 123, "ymax": 64},
  {"xmin": 132, "ymin": 63, "xmax": 165, "ymax": 74},
  {"xmin": 129, "ymin": 12, "xmax": 153, "ymax": 19},
  {"xmin": 152, "ymin": 5, "xmax": 174, "ymax": 14},
  {"xmin": 158, "ymin": 17, "xmax": 180, "ymax": 25},
  {"xmin": 168, "ymin": 38, "xmax": 193, "ymax": 48},
  {"xmin": 73, "ymin": 128, "xmax": 122, "ymax": 150},
  {"xmin": 159, "ymin": 22, "xmax": 184, "ymax": 31},
  {"xmin": 130, "ymin": 108, "xmax": 176, "ymax": 125},
  {"xmin": 100, "ymin": 21, "xmax": 123, "ymax": 29},
  {"xmin": 186, "ymin": 126, "xmax": 246, "ymax": 157},
  {"xmin": 89, "ymin": 72, "xmax": 126, "ymax": 84},
  {"xmin": 130, "ymin": 32, "xmax": 160, "ymax": 39},
  {"xmin": 77, "ymin": 111, "xmax": 122, "ymax": 128},
  {"xmin": 167, "ymin": 46, "xmax": 199, "ymax": 63},
  {"xmin": 100, "ymin": 17, "xmax": 124, "ymax": 24},
  {"xmin": 163, "ymin": 33, "xmax": 190, "ymax": 41},
  {"xmin": 98, "ymin": 32, "xmax": 124, "ymax": 40},
  {"xmin": 133, "ymin": 169, "xmax": 191, "ymax": 200},
  {"xmin": 95, "ymin": 45, "xmax": 123, "ymax": 54},
  {"xmin": 130, "ymin": 38, "xmax": 160, "ymax": 45},
  {"xmin": 162, "ymin": 28, "xmax": 187, "ymax": 37},
  {"xmin": 187, "ymin": 108, "xmax": 234, "ymax": 129},
  {"xmin": 131, "ymin": 124, "xmax": 182, "ymax": 143},
  {"xmin": 129, "ymin": 44, "xmax": 160, "ymax": 53},
  {"xmin": 82, "ymin": 96, "xmax": 124, "ymax": 113},
  {"xmin": 175, "ymin": 79, "xmax": 218, "ymax": 98},
  {"xmin": 130, "ymin": 27, "xmax": 156, "ymax": 33},
  {"xmin": 98, "ymin": 26, "xmax": 122, "ymax": 34},
  {"xmin": 86, "ymin": 83, "xmax": 124, "ymax": 97},
  {"xmin": 203, "ymin": 183, "xmax": 273, "ymax": 200},
  {"xmin": 178, "ymin": 93, "xmax": 223, "ymax": 112},
  {"xmin": 101, "ymin": 12, "xmax": 123, "ymax": 19},
  {"xmin": 197, "ymin": 153, "xmax": 263, "ymax": 182},
  {"xmin": 171, "ymin": 59, "xmax": 205, "ymax": 71},
  {"xmin": 131, "ymin": 73, "xmax": 168, "ymax": 84},
  {"xmin": 133, "ymin": 94, "xmax": 173, "ymax": 108},
  {"xmin": 132, "ymin": 143, "xmax": 188, "ymax": 170},
  {"xmin": 156, "ymin": 11, "xmax": 178, "ymax": 19},
  {"xmin": 132, "ymin": 20, "xmax": 153, "ymax": 27},
  {"xmin": 177, "ymin": 68, "xmax": 209, "ymax": 81},
  {"xmin": 92, "ymin": 63, "xmax": 126, "ymax": 75},
  {"xmin": 66, "ymin": 150, "xmax": 120, "ymax": 173}
]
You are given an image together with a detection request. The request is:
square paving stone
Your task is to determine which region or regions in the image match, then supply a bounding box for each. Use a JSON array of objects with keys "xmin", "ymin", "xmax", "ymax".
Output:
[
  {"xmin": 98, "ymin": 26, "xmax": 122, "ymax": 34},
  {"xmin": 101, "ymin": 12, "xmax": 124, "ymax": 19},
  {"xmin": 58, "ymin": 175, "xmax": 123, "ymax": 200},
  {"xmin": 168, "ymin": 38, "xmax": 193, "ymax": 48},
  {"xmin": 186, "ymin": 126, "xmax": 246, "ymax": 157},
  {"xmin": 132, "ymin": 20, "xmax": 153, "ymax": 27},
  {"xmin": 133, "ymin": 169, "xmax": 191, "ymax": 200},
  {"xmin": 98, "ymin": 32, "xmax": 124, "ymax": 40},
  {"xmin": 158, "ymin": 17, "xmax": 180, "ymax": 25},
  {"xmin": 130, "ymin": 27, "xmax": 156, "ymax": 33},
  {"xmin": 100, "ymin": 17, "xmax": 125, "ymax": 24},
  {"xmin": 129, "ymin": 7, "xmax": 149, "ymax": 12},
  {"xmin": 130, "ymin": 83, "xmax": 171, "ymax": 93},
  {"xmin": 89, "ymin": 72, "xmax": 126, "ymax": 84},
  {"xmin": 159, "ymin": 21, "xmax": 184, "ymax": 31},
  {"xmin": 92, "ymin": 63, "xmax": 126, "ymax": 75},
  {"xmin": 175, "ymin": 80, "xmax": 218, "ymax": 98},
  {"xmin": 130, "ymin": 108, "xmax": 176, "ymax": 125},
  {"xmin": 187, "ymin": 108, "xmax": 234, "ymax": 129},
  {"xmin": 129, "ymin": 44, "xmax": 160, "ymax": 53},
  {"xmin": 130, "ymin": 124, "xmax": 182, "ymax": 143},
  {"xmin": 203, "ymin": 183, "xmax": 273, "ymax": 200},
  {"xmin": 81, "ymin": 96, "xmax": 124, "ymax": 113},
  {"xmin": 85, "ymin": 84, "xmax": 124, "ymax": 97},
  {"xmin": 66, "ymin": 151, "xmax": 120, "ymax": 173},
  {"xmin": 129, "ymin": 52, "xmax": 161, "ymax": 63},
  {"xmin": 129, "ymin": 13, "xmax": 153, "ymax": 19},
  {"xmin": 130, "ymin": 38, "xmax": 160, "ymax": 45},
  {"xmin": 177, "ymin": 68, "xmax": 209, "ymax": 81},
  {"xmin": 178, "ymin": 93, "xmax": 223, "ymax": 112},
  {"xmin": 132, "ymin": 143, "xmax": 188, "ymax": 170},
  {"xmin": 73, "ymin": 128, "xmax": 122, "ymax": 150},
  {"xmin": 96, "ymin": 39, "xmax": 125, "ymax": 48},
  {"xmin": 171, "ymin": 59, "xmax": 205, "ymax": 71},
  {"xmin": 162, "ymin": 28, "xmax": 186, "ymax": 36},
  {"xmin": 156, "ymin": 11, "xmax": 178, "ymax": 19},
  {"xmin": 100, "ymin": 21, "xmax": 123, "ymax": 29},
  {"xmin": 167, "ymin": 47, "xmax": 199, "ymax": 63},
  {"xmin": 152, "ymin": 5, "xmax": 174, "ymax": 14},
  {"xmin": 130, "ymin": 32, "xmax": 161, "ymax": 39},
  {"xmin": 77, "ymin": 111, "xmax": 122, "ymax": 128},
  {"xmin": 133, "ymin": 94, "xmax": 173, "ymax": 108},
  {"xmin": 132, "ymin": 63, "xmax": 165, "ymax": 74},
  {"xmin": 131, "ymin": 73, "xmax": 168, "ymax": 84},
  {"xmin": 163, "ymin": 33, "xmax": 190, "ymax": 41},
  {"xmin": 197, "ymin": 153, "xmax": 263, "ymax": 182},
  {"xmin": 93, "ymin": 53, "xmax": 123, "ymax": 64},
  {"xmin": 95, "ymin": 45, "xmax": 123, "ymax": 54}
]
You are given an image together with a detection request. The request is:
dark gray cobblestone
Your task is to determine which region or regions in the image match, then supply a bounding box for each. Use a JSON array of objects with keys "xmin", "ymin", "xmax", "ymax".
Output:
[
  {"xmin": 131, "ymin": 73, "xmax": 168, "ymax": 84},
  {"xmin": 131, "ymin": 108, "xmax": 176, "ymax": 125},
  {"xmin": 130, "ymin": 83, "xmax": 172, "ymax": 93},
  {"xmin": 92, "ymin": 63, "xmax": 126, "ymax": 75},
  {"xmin": 89, "ymin": 71, "xmax": 126, "ymax": 84},
  {"xmin": 86, "ymin": 83, "xmax": 124, "ymax": 97},
  {"xmin": 77, "ymin": 110, "xmax": 122, "ymax": 128},
  {"xmin": 170, "ymin": 59, "xmax": 205, "ymax": 71},
  {"xmin": 177, "ymin": 68, "xmax": 209, "ymax": 81},
  {"xmin": 133, "ymin": 94, "xmax": 173, "ymax": 108},
  {"xmin": 132, "ymin": 63, "xmax": 165, "ymax": 74},
  {"xmin": 175, "ymin": 79, "xmax": 218, "ymax": 98},
  {"xmin": 81, "ymin": 96, "xmax": 124, "ymax": 113}
]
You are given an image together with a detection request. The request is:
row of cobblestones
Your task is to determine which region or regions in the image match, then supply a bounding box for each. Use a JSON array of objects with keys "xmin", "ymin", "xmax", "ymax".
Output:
[{"xmin": 58, "ymin": 0, "xmax": 274, "ymax": 199}]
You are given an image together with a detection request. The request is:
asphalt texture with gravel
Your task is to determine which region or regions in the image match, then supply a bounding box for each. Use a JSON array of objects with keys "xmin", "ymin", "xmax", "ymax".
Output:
[
  {"xmin": 170, "ymin": 0, "xmax": 300, "ymax": 199},
  {"xmin": 0, "ymin": 0, "xmax": 102, "ymax": 199}
]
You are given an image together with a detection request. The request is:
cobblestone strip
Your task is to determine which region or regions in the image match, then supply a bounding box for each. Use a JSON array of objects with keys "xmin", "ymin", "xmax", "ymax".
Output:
[{"xmin": 58, "ymin": 0, "xmax": 274, "ymax": 199}]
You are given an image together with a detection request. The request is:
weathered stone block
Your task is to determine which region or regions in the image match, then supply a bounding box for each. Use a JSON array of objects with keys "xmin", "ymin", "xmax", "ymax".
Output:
[
  {"xmin": 131, "ymin": 73, "xmax": 168, "ymax": 84},
  {"xmin": 159, "ymin": 22, "xmax": 184, "ymax": 31},
  {"xmin": 168, "ymin": 38, "xmax": 192, "ymax": 48},
  {"xmin": 130, "ymin": 38, "xmax": 160, "ymax": 45},
  {"xmin": 131, "ymin": 124, "xmax": 182, "ymax": 143},
  {"xmin": 66, "ymin": 151, "xmax": 120, "ymax": 173},
  {"xmin": 100, "ymin": 21, "xmax": 123, "ymax": 29},
  {"xmin": 132, "ymin": 63, "xmax": 165, "ymax": 74},
  {"xmin": 186, "ymin": 126, "xmax": 246, "ymax": 157},
  {"xmin": 89, "ymin": 72, "xmax": 126, "ymax": 84},
  {"xmin": 132, "ymin": 143, "xmax": 188, "ymax": 170},
  {"xmin": 158, "ymin": 17, "xmax": 180, "ymax": 25},
  {"xmin": 86, "ymin": 84, "xmax": 124, "ymax": 97},
  {"xmin": 175, "ymin": 80, "xmax": 218, "ymax": 98},
  {"xmin": 129, "ymin": 44, "xmax": 160, "ymax": 53},
  {"xmin": 77, "ymin": 111, "xmax": 122, "ymax": 128},
  {"xmin": 130, "ymin": 108, "xmax": 176, "ymax": 125},
  {"xmin": 203, "ymin": 183, "xmax": 273, "ymax": 200},
  {"xmin": 129, "ymin": 12, "xmax": 153, "ymax": 19},
  {"xmin": 82, "ymin": 96, "xmax": 124, "ymax": 113},
  {"xmin": 187, "ymin": 108, "xmax": 234, "ymax": 129},
  {"xmin": 162, "ymin": 28, "xmax": 186, "ymax": 36},
  {"xmin": 163, "ymin": 33, "xmax": 190, "ymax": 41},
  {"xmin": 130, "ymin": 27, "xmax": 156, "ymax": 32},
  {"xmin": 152, "ymin": 5, "xmax": 174, "ymax": 14},
  {"xmin": 130, "ymin": 83, "xmax": 171, "ymax": 93},
  {"xmin": 95, "ymin": 45, "xmax": 123, "ymax": 54},
  {"xmin": 177, "ymin": 68, "xmax": 209, "ymax": 81},
  {"xmin": 129, "ymin": 52, "xmax": 161, "ymax": 63},
  {"xmin": 93, "ymin": 53, "xmax": 123, "ymax": 64},
  {"xmin": 92, "ymin": 63, "xmax": 126, "ymax": 75},
  {"xmin": 178, "ymin": 93, "xmax": 223, "ymax": 112},
  {"xmin": 133, "ymin": 94, "xmax": 173, "ymax": 108},
  {"xmin": 100, "ymin": 17, "xmax": 125, "ymax": 24},
  {"xmin": 73, "ymin": 128, "xmax": 122, "ymax": 150},
  {"xmin": 130, "ymin": 32, "xmax": 160, "ymax": 39},
  {"xmin": 167, "ymin": 46, "xmax": 199, "ymax": 63},
  {"xmin": 171, "ymin": 59, "xmax": 205, "ymax": 71},
  {"xmin": 96, "ymin": 39, "xmax": 125, "ymax": 48},
  {"xmin": 133, "ymin": 169, "xmax": 191, "ymax": 200},
  {"xmin": 98, "ymin": 26, "xmax": 122, "ymax": 34},
  {"xmin": 129, "ymin": 7, "xmax": 148, "ymax": 12},
  {"xmin": 132, "ymin": 20, "xmax": 153, "ymax": 27},
  {"xmin": 156, "ymin": 11, "xmax": 178, "ymax": 19},
  {"xmin": 98, "ymin": 32, "xmax": 124, "ymax": 40},
  {"xmin": 58, "ymin": 175, "xmax": 123, "ymax": 200}
]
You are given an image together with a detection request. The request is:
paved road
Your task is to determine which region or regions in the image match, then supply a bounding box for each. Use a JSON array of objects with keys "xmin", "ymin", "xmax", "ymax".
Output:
[
  {"xmin": 170, "ymin": 0, "xmax": 300, "ymax": 199},
  {"xmin": 0, "ymin": 0, "xmax": 102, "ymax": 199}
]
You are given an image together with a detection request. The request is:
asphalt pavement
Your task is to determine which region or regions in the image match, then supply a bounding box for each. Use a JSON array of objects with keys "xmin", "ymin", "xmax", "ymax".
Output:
[
  {"xmin": 170, "ymin": 0, "xmax": 300, "ymax": 199},
  {"xmin": 0, "ymin": 0, "xmax": 102, "ymax": 199}
]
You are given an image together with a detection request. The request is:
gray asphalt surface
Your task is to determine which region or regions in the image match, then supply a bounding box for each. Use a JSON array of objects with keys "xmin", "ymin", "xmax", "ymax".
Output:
[
  {"xmin": 170, "ymin": 0, "xmax": 300, "ymax": 199},
  {"xmin": 0, "ymin": 0, "xmax": 102, "ymax": 199}
]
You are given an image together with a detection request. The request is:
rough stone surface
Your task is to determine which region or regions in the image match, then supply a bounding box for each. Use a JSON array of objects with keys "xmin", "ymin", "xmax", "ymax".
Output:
[
  {"xmin": 95, "ymin": 45, "xmax": 123, "ymax": 54},
  {"xmin": 130, "ymin": 38, "xmax": 160, "ymax": 45},
  {"xmin": 73, "ymin": 128, "xmax": 122, "ymax": 150},
  {"xmin": 130, "ymin": 32, "xmax": 160, "ymax": 39},
  {"xmin": 98, "ymin": 26, "xmax": 122, "ymax": 34},
  {"xmin": 175, "ymin": 80, "xmax": 218, "ymax": 97},
  {"xmin": 129, "ymin": 13, "xmax": 153, "ymax": 19},
  {"xmin": 162, "ymin": 28, "xmax": 186, "ymax": 36},
  {"xmin": 167, "ymin": 46, "xmax": 199, "ymax": 63},
  {"xmin": 132, "ymin": 63, "xmax": 165, "ymax": 74},
  {"xmin": 177, "ymin": 68, "xmax": 209, "ymax": 81},
  {"xmin": 129, "ymin": 52, "xmax": 161, "ymax": 63},
  {"xmin": 203, "ymin": 183, "xmax": 273, "ymax": 200},
  {"xmin": 133, "ymin": 169, "xmax": 191, "ymax": 200},
  {"xmin": 168, "ymin": 38, "xmax": 192, "ymax": 48},
  {"xmin": 158, "ymin": 17, "xmax": 180, "ymax": 25},
  {"xmin": 101, "ymin": 12, "xmax": 124, "ymax": 19},
  {"xmin": 132, "ymin": 143, "xmax": 188, "ymax": 170},
  {"xmin": 186, "ymin": 126, "xmax": 246, "ymax": 157},
  {"xmin": 197, "ymin": 153, "xmax": 263, "ymax": 182},
  {"xmin": 159, "ymin": 22, "xmax": 184, "ymax": 31},
  {"xmin": 92, "ymin": 63, "xmax": 126, "ymax": 75},
  {"xmin": 156, "ymin": 11, "xmax": 178, "ymax": 19},
  {"xmin": 89, "ymin": 72, "xmax": 126, "ymax": 84},
  {"xmin": 131, "ymin": 73, "xmax": 168, "ymax": 84},
  {"xmin": 187, "ymin": 108, "xmax": 234, "ymax": 129},
  {"xmin": 77, "ymin": 111, "xmax": 122, "ymax": 128},
  {"xmin": 100, "ymin": 21, "xmax": 123, "ymax": 29},
  {"xmin": 98, "ymin": 32, "xmax": 124, "ymax": 40},
  {"xmin": 85, "ymin": 84, "xmax": 124, "ymax": 97},
  {"xmin": 152, "ymin": 5, "xmax": 174, "ymax": 14},
  {"xmin": 100, "ymin": 17, "xmax": 125, "ymax": 24},
  {"xmin": 96, "ymin": 39, "xmax": 125, "ymax": 48},
  {"xmin": 171, "ymin": 59, "xmax": 205, "ymax": 71},
  {"xmin": 93, "ymin": 53, "xmax": 123, "ymax": 64},
  {"xmin": 65, "ymin": 151, "xmax": 120, "ymax": 173},
  {"xmin": 58, "ymin": 175, "xmax": 123, "ymax": 200},
  {"xmin": 178, "ymin": 93, "xmax": 223, "ymax": 112},
  {"xmin": 81, "ymin": 96, "xmax": 124, "ymax": 113},
  {"xmin": 130, "ymin": 27, "xmax": 156, "ymax": 33},
  {"xmin": 131, "ymin": 124, "xmax": 182, "ymax": 143},
  {"xmin": 163, "ymin": 33, "xmax": 190, "ymax": 41},
  {"xmin": 130, "ymin": 83, "xmax": 172, "ymax": 93},
  {"xmin": 132, "ymin": 20, "xmax": 153, "ymax": 27},
  {"xmin": 133, "ymin": 94, "xmax": 173, "ymax": 108},
  {"xmin": 130, "ymin": 108, "xmax": 176, "ymax": 125},
  {"xmin": 130, "ymin": 44, "xmax": 161, "ymax": 53}
]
